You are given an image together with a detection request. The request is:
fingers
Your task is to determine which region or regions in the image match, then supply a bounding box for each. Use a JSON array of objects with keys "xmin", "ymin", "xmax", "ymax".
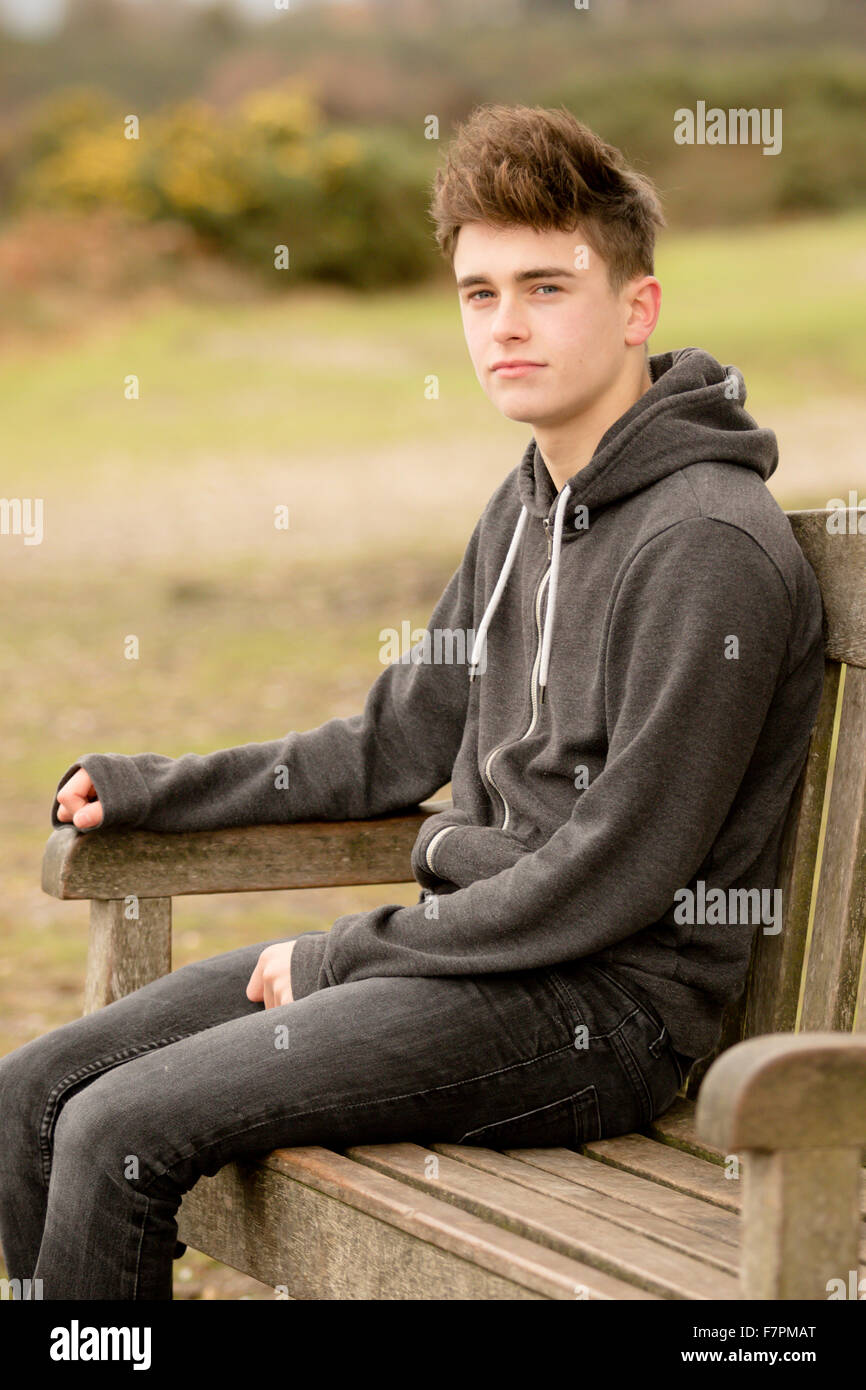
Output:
[
  {"xmin": 246, "ymin": 944, "xmax": 295, "ymax": 1009},
  {"xmin": 56, "ymin": 768, "xmax": 104, "ymax": 829},
  {"xmin": 57, "ymin": 767, "xmax": 94, "ymax": 807},
  {"xmin": 270, "ymin": 972, "xmax": 292, "ymax": 1008}
]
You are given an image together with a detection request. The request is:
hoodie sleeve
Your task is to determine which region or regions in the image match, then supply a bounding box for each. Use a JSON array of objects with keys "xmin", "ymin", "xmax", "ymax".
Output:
[
  {"xmin": 49, "ymin": 521, "xmax": 482, "ymax": 836},
  {"xmin": 295, "ymin": 517, "xmax": 799, "ymax": 990}
]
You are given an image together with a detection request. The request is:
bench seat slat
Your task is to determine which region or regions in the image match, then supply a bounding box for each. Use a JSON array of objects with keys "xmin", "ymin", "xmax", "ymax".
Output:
[
  {"xmin": 343, "ymin": 1141, "xmax": 738, "ymax": 1298},
  {"xmin": 647, "ymin": 1094, "xmax": 866, "ymax": 1189},
  {"xmin": 585, "ymin": 1130, "xmax": 866, "ymax": 1231},
  {"xmin": 395, "ymin": 1142, "xmax": 740, "ymax": 1274},
  {"xmin": 582, "ymin": 1133, "xmax": 742, "ymax": 1211},
  {"xmin": 494, "ymin": 1145, "xmax": 741, "ymax": 1247}
]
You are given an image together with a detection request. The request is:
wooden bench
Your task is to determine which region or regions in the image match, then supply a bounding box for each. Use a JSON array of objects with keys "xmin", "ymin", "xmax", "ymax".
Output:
[{"xmin": 41, "ymin": 508, "xmax": 866, "ymax": 1300}]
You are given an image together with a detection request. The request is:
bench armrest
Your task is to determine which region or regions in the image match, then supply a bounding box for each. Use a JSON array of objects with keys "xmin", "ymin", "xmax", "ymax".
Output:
[
  {"xmin": 696, "ymin": 1033, "xmax": 866, "ymax": 1299},
  {"xmin": 41, "ymin": 798, "xmax": 452, "ymax": 900}
]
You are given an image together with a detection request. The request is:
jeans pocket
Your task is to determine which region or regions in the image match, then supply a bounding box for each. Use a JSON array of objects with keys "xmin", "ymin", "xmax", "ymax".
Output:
[
  {"xmin": 609, "ymin": 1006, "xmax": 683, "ymax": 1127},
  {"xmin": 579, "ymin": 964, "xmax": 682, "ymax": 1126},
  {"xmin": 455, "ymin": 1084, "xmax": 601, "ymax": 1149}
]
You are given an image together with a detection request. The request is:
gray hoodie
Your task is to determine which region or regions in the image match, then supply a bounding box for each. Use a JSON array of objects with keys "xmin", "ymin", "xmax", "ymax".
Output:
[{"xmin": 50, "ymin": 347, "xmax": 826, "ymax": 1061}]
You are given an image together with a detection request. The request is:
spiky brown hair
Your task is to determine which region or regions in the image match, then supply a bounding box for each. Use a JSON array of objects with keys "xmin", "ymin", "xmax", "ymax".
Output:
[{"xmin": 430, "ymin": 103, "xmax": 665, "ymax": 292}]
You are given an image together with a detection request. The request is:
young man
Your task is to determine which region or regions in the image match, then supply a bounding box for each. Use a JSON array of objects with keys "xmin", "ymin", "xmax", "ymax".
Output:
[{"xmin": 0, "ymin": 104, "xmax": 825, "ymax": 1300}]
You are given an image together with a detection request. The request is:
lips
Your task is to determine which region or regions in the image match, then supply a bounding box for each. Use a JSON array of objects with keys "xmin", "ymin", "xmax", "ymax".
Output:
[{"xmin": 491, "ymin": 362, "xmax": 545, "ymax": 376}]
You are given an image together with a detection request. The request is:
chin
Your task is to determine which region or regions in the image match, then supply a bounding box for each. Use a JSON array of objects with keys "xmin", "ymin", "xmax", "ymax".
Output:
[
  {"xmin": 498, "ymin": 395, "xmax": 575, "ymax": 427},
  {"xmin": 490, "ymin": 391, "xmax": 553, "ymax": 424}
]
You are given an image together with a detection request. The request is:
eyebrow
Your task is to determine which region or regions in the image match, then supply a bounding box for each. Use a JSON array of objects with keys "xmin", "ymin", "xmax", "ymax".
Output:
[{"xmin": 455, "ymin": 266, "xmax": 579, "ymax": 291}]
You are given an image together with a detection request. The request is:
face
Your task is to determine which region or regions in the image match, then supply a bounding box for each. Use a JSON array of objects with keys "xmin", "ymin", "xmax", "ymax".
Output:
[{"xmin": 453, "ymin": 221, "xmax": 660, "ymax": 430}]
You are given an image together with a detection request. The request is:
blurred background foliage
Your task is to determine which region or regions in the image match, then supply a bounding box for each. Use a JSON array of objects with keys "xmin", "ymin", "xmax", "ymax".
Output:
[{"xmin": 1, "ymin": 79, "xmax": 435, "ymax": 287}]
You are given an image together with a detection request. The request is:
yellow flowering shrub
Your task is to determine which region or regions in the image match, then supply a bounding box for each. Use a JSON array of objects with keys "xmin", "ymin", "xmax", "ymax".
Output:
[
  {"xmin": 237, "ymin": 81, "xmax": 320, "ymax": 143},
  {"xmin": 3, "ymin": 81, "xmax": 435, "ymax": 287},
  {"xmin": 15, "ymin": 126, "xmax": 152, "ymax": 215}
]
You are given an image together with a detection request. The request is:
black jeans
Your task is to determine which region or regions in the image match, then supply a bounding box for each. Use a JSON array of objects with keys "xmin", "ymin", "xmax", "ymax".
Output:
[{"xmin": 0, "ymin": 933, "xmax": 692, "ymax": 1299}]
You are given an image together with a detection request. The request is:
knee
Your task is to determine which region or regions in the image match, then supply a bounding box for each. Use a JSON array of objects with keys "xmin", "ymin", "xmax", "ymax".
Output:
[{"xmin": 51, "ymin": 1080, "xmax": 169, "ymax": 1198}]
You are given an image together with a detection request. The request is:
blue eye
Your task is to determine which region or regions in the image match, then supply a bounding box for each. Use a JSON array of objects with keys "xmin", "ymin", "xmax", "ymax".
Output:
[{"xmin": 465, "ymin": 283, "xmax": 561, "ymax": 303}]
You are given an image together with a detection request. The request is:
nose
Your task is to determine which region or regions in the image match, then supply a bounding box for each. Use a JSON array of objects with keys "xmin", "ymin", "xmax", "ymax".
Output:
[{"xmin": 490, "ymin": 294, "xmax": 530, "ymax": 343}]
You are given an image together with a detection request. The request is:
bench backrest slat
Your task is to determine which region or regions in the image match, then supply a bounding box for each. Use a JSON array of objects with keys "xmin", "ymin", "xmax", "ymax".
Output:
[
  {"xmin": 745, "ymin": 658, "xmax": 842, "ymax": 1037},
  {"xmin": 798, "ymin": 663, "xmax": 866, "ymax": 1031}
]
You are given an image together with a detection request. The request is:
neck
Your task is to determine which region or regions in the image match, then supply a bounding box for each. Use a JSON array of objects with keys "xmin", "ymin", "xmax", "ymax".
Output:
[{"xmin": 534, "ymin": 356, "xmax": 653, "ymax": 496}]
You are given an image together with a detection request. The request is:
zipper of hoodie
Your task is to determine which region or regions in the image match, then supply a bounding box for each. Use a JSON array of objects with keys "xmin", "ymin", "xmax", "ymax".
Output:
[{"xmin": 482, "ymin": 516, "xmax": 554, "ymax": 833}]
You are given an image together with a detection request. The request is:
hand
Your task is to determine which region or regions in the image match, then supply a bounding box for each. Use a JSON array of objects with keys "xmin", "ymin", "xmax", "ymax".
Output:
[
  {"xmin": 246, "ymin": 941, "xmax": 297, "ymax": 1009},
  {"xmin": 56, "ymin": 767, "xmax": 104, "ymax": 830}
]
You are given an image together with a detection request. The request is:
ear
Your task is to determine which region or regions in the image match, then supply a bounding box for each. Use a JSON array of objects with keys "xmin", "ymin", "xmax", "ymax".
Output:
[{"xmin": 624, "ymin": 276, "xmax": 661, "ymax": 348}]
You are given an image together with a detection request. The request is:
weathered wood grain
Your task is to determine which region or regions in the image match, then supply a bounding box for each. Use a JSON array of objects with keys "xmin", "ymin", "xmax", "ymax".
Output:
[
  {"xmin": 84, "ymin": 896, "xmax": 171, "ymax": 1013},
  {"xmin": 383, "ymin": 1140, "xmax": 740, "ymax": 1274},
  {"xmin": 788, "ymin": 510, "xmax": 866, "ymax": 667},
  {"xmin": 646, "ymin": 1096, "xmax": 727, "ymax": 1163},
  {"xmin": 42, "ymin": 798, "xmax": 452, "ymax": 900},
  {"xmin": 584, "ymin": 1133, "xmax": 742, "ymax": 1213},
  {"xmin": 799, "ymin": 664, "xmax": 866, "ymax": 1030},
  {"xmin": 747, "ymin": 658, "xmax": 843, "ymax": 1036},
  {"xmin": 342, "ymin": 1141, "xmax": 737, "ymax": 1298},
  {"xmin": 696, "ymin": 1032, "xmax": 866, "ymax": 1152},
  {"xmin": 740, "ymin": 1145, "xmax": 863, "ymax": 1300},
  {"xmin": 500, "ymin": 1144, "xmax": 740, "ymax": 1246}
]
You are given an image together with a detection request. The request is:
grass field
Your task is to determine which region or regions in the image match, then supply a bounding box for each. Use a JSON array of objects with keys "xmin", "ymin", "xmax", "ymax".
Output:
[{"xmin": 1, "ymin": 207, "xmax": 864, "ymax": 1296}]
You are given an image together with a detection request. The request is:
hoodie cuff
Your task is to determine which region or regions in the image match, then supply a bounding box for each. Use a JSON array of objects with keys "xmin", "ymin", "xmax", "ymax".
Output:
[
  {"xmin": 289, "ymin": 931, "xmax": 331, "ymax": 1001},
  {"xmin": 51, "ymin": 754, "xmax": 153, "ymax": 832},
  {"xmin": 410, "ymin": 811, "xmax": 469, "ymax": 888},
  {"xmin": 426, "ymin": 824, "xmax": 529, "ymax": 888}
]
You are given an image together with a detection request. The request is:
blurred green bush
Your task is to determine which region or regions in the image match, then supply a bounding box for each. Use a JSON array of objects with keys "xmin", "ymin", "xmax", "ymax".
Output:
[{"xmin": 1, "ymin": 80, "xmax": 436, "ymax": 289}]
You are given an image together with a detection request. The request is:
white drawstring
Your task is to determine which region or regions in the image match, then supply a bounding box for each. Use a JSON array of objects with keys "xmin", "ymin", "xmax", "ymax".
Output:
[
  {"xmin": 468, "ymin": 506, "xmax": 528, "ymax": 679},
  {"xmin": 468, "ymin": 485, "xmax": 572, "ymax": 698},
  {"xmin": 538, "ymin": 484, "xmax": 572, "ymax": 702}
]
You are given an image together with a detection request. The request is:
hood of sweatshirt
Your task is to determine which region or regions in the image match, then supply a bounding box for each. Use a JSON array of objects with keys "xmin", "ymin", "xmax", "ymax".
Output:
[
  {"xmin": 469, "ymin": 346, "xmax": 781, "ymax": 695},
  {"xmin": 520, "ymin": 346, "xmax": 778, "ymax": 521}
]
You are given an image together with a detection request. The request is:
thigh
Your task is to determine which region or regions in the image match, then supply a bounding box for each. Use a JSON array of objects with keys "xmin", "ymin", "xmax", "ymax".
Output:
[{"xmin": 53, "ymin": 957, "xmax": 679, "ymax": 1193}]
